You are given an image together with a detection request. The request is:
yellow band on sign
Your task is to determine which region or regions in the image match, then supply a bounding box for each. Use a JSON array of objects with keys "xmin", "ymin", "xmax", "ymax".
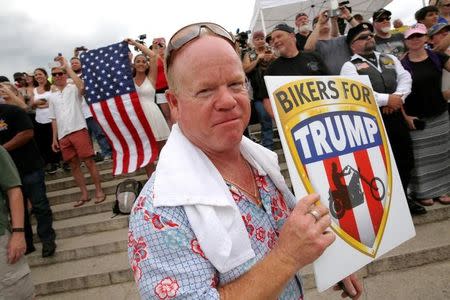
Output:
[{"xmin": 274, "ymin": 78, "xmax": 377, "ymax": 122}]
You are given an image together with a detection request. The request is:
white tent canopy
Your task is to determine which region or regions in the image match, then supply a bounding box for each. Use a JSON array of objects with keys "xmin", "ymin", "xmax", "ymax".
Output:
[{"xmin": 249, "ymin": 0, "xmax": 393, "ymax": 34}]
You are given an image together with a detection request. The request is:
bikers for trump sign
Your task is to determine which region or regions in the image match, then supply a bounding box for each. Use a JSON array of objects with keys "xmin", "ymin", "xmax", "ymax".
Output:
[{"xmin": 264, "ymin": 75, "xmax": 415, "ymax": 292}]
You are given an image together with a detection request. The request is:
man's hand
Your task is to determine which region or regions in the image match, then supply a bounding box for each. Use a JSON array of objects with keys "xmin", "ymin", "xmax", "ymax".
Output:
[
  {"xmin": 339, "ymin": 6, "xmax": 352, "ymax": 20},
  {"xmin": 386, "ymin": 94, "xmax": 403, "ymax": 111},
  {"xmin": 333, "ymin": 274, "xmax": 363, "ymax": 299},
  {"xmin": 51, "ymin": 138, "xmax": 60, "ymax": 152},
  {"xmin": 272, "ymin": 194, "xmax": 335, "ymax": 271},
  {"xmin": 7, "ymin": 232, "xmax": 26, "ymax": 264}
]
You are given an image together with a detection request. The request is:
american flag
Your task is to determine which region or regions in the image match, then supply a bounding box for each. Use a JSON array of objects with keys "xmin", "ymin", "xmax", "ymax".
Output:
[{"xmin": 80, "ymin": 41, "xmax": 158, "ymax": 175}]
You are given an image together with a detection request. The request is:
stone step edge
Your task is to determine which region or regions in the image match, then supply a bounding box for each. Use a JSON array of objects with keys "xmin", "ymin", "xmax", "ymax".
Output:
[{"xmin": 35, "ymin": 242, "xmax": 450, "ymax": 296}]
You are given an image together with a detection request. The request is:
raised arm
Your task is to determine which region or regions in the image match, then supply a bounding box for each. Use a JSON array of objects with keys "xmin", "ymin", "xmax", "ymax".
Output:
[
  {"xmin": 55, "ymin": 55, "xmax": 85, "ymax": 95},
  {"xmin": 304, "ymin": 11, "xmax": 329, "ymax": 51},
  {"xmin": 125, "ymin": 38, "xmax": 158, "ymax": 86}
]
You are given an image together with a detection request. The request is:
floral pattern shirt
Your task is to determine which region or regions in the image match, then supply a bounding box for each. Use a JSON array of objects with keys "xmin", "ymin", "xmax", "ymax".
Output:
[{"xmin": 128, "ymin": 167, "xmax": 304, "ymax": 299}]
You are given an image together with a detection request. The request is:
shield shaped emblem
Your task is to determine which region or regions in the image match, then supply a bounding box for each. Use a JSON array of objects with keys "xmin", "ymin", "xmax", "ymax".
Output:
[{"xmin": 273, "ymin": 77, "xmax": 392, "ymax": 257}]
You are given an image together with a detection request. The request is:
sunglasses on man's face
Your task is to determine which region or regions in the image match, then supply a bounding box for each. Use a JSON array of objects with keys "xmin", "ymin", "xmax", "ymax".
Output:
[
  {"xmin": 165, "ymin": 22, "xmax": 235, "ymax": 71},
  {"xmin": 375, "ymin": 17, "xmax": 391, "ymax": 22},
  {"xmin": 353, "ymin": 33, "xmax": 375, "ymax": 43},
  {"xmin": 51, "ymin": 72, "xmax": 65, "ymax": 77}
]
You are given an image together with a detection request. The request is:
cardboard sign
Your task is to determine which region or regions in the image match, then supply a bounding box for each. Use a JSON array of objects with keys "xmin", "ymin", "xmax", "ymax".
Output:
[{"xmin": 264, "ymin": 75, "xmax": 416, "ymax": 292}]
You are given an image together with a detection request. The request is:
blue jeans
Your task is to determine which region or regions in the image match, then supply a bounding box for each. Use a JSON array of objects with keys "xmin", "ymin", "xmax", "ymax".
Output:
[
  {"xmin": 86, "ymin": 117, "xmax": 112, "ymax": 157},
  {"xmin": 21, "ymin": 169, "xmax": 55, "ymax": 248},
  {"xmin": 254, "ymin": 100, "xmax": 274, "ymax": 150}
]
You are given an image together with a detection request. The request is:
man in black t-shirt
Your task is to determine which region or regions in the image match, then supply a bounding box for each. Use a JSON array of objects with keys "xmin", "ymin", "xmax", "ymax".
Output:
[
  {"xmin": 0, "ymin": 104, "xmax": 56, "ymax": 257},
  {"xmin": 372, "ymin": 9, "xmax": 406, "ymax": 59},
  {"xmin": 262, "ymin": 23, "xmax": 328, "ymax": 118},
  {"xmin": 294, "ymin": 12, "xmax": 312, "ymax": 50}
]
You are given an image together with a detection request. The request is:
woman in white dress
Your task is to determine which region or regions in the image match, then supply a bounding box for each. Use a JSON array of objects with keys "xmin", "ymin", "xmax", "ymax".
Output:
[{"xmin": 126, "ymin": 39, "xmax": 170, "ymax": 176}]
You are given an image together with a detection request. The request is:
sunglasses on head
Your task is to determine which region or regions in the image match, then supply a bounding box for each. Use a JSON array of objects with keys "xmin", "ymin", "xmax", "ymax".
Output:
[
  {"xmin": 375, "ymin": 16, "xmax": 391, "ymax": 22},
  {"xmin": 353, "ymin": 33, "xmax": 375, "ymax": 43},
  {"xmin": 165, "ymin": 22, "xmax": 235, "ymax": 71},
  {"xmin": 51, "ymin": 72, "xmax": 65, "ymax": 77}
]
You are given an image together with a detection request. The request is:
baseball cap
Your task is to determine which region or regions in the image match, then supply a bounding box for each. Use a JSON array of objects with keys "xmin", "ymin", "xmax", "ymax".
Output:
[
  {"xmin": 0, "ymin": 75, "xmax": 10, "ymax": 83},
  {"xmin": 296, "ymin": 12, "xmax": 308, "ymax": 20},
  {"xmin": 404, "ymin": 23, "xmax": 427, "ymax": 39},
  {"xmin": 270, "ymin": 23, "xmax": 295, "ymax": 35},
  {"xmin": 346, "ymin": 22, "xmax": 374, "ymax": 44},
  {"xmin": 428, "ymin": 22, "xmax": 450, "ymax": 37},
  {"xmin": 372, "ymin": 8, "xmax": 392, "ymax": 22}
]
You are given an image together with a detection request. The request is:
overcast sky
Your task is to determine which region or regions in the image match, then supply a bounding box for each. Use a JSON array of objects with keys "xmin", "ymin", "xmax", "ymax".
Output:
[{"xmin": 0, "ymin": 0, "xmax": 424, "ymax": 80}]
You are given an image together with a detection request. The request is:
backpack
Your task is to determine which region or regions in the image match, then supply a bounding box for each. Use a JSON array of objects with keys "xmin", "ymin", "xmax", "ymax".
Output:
[{"xmin": 112, "ymin": 179, "xmax": 143, "ymax": 216}]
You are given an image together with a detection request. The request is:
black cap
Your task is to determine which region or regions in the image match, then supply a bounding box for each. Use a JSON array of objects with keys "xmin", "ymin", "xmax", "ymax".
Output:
[
  {"xmin": 372, "ymin": 8, "xmax": 391, "ymax": 22},
  {"xmin": 270, "ymin": 23, "xmax": 295, "ymax": 35},
  {"xmin": 346, "ymin": 22, "xmax": 374, "ymax": 44},
  {"xmin": 0, "ymin": 75, "xmax": 10, "ymax": 83}
]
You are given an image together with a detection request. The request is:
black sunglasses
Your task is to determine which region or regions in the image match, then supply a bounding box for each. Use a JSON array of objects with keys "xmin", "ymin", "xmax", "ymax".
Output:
[
  {"xmin": 375, "ymin": 17, "xmax": 391, "ymax": 22},
  {"xmin": 51, "ymin": 72, "xmax": 65, "ymax": 77},
  {"xmin": 165, "ymin": 22, "xmax": 235, "ymax": 71},
  {"xmin": 353, "ymin": 33, "xmax": 375, "ymax": 43}
]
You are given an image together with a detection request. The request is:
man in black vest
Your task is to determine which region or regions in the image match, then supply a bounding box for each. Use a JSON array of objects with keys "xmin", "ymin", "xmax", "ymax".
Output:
[{"xmin": 340, "ymin": 23, "xmax": 426, "ymax": 215}]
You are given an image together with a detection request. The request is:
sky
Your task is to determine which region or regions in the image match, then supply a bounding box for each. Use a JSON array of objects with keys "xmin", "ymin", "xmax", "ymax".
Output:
[{"xmin": 0, "ymin": 0, "xmax": 425, "ymax": 79}]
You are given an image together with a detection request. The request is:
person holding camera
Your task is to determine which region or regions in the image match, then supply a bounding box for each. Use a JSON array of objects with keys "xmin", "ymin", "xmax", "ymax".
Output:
[
  {"xmin": 242, "ymin": 30, "xmax": 275, "ymax": 150},
  {"xmin": 125, "ymin": 38, "xmax": 170, "ymax": 177},
  {"xmin": 304, "ymin": 7, "xmax": 358, "ymax": 74},
  {"xmin": 400, "ymin": 23, "xmax": 450, "ymax": 206}
]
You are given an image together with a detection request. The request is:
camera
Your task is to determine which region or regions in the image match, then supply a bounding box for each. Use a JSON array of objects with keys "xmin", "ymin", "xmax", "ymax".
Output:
[
  {"xmin": 134, "ymin": 34, "xmax": 147, "ymax": 51},
  {"xmin": 235, "ymin": 29, "xmax": 251, "ymax": 56},
  {"xmin": 328, "ymin": 1, "xmax": 350, "ymax": 18}
]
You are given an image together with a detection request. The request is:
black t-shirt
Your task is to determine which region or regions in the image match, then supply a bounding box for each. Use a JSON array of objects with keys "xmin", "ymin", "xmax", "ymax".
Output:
[
  {"xmin": 262, "ymin": 51, "xmax": 329, "ymax": 99},
  {"xmin": 0, "ymin": 104, "xmax": 44, "ymax": 175},
  {"xmin": 296, "ymin": 32, "xmax": 311, "ymax": 51},
  {"xmin": 375, "ymin": 33, "xmax": 405, "ymax": 59},
  {"xmin": 404, "ymin": 54, "xmax": 449, "ymax": 118}
]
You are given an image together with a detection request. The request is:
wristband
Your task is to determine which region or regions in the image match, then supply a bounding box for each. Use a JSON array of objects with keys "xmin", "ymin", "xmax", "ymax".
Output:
[
  {"xmin": 346, "ymin": 16, "xmax": 354, "ymax": 22},
  {"xmin": 11, "ymin": 228, "xmax": 25, "ymax": 232}
]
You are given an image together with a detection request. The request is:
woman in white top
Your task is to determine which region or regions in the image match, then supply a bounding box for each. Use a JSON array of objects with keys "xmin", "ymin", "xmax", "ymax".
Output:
[
  {"xmin": 126, "ymin": 39, "xmax": 170, "ymax": 176},
  {"xmin": 32, "ymin": 68, "xmax": 61, "ymax": 174}
]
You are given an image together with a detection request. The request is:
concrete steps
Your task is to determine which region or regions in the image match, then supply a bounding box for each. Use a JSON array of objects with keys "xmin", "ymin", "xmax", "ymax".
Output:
[{"xmin": 30, "ymin": 127, "xmax": 450, "ymax": 299}]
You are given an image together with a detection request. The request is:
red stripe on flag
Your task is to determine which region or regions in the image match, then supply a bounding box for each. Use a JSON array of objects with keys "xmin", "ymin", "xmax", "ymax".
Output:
[
  {"xmin": 353, "ymin": 149, "xmax": 384, "ymax": 235},
  {"xmin": 114, "ymin": 95, "xmax": 144, "ymax": 170},
  {"xmin": 379, "ymin": 145, "xmax": 387, "ymax": 168},
  {"xmin": 89, "ymin": 105, "xmax": 117, "ymax": 173},
  {"xmin": 100, "ymin": 99, "xmax": 130, "ymax": 173},
  {"xmin": 323, "ymin": 157, "xmax": 361, "ymax": 242},
  {"xmin": 129, "ymin": 91, "xmax": 159, "ymax": 163}
]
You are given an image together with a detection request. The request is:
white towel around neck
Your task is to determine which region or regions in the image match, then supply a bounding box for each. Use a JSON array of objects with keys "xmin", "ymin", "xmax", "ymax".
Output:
[{"xmin": 153, "ymin": 124, "xmax": 291, "ymax": 273}]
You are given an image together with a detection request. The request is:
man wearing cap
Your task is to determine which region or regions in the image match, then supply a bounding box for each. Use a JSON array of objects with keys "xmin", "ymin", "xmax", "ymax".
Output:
[
  {"xmin": 428, "ymin": 22, "xmax": 450, "ymax": 113},
  {"xmin": 295, "ymin": 12, "xmax": 312, "ymax": 50},
  {"xmin": 416, "ymin": 6, "xmax": 450, "ymax": 52},
  {"xmin": 372, "ymin": 8, "xmax": 406, "ymax": 59},
  {"xmin": 242, "ymin": 30, "xmax": 276, "ymax": 149},
  {"xmin": 128, "ymin": 22, "xmax": 362, "ymax": 299},
  {"xmin": 262, "ymin": 23, "xmax": 329, "ymax": 117},
  {"xmin": 340, "ymin": 23, "xmax": 426, "ymax": 215}
]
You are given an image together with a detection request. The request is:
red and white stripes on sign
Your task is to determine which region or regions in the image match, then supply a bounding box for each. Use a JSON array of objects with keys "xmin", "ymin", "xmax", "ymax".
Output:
[
  {"xmin": 90, "ymin": 91, "xmax": 158, "ymax": 175},
  {"xmin": 306, "ymin": 145, "xmax": 387, "ymax": 249}
]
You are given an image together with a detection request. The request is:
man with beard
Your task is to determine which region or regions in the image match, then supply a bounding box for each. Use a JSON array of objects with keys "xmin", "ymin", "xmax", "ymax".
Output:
[
  {"xmin": 340, "ymin": 23, "xmax": 426, "ymax": 215},
  {"xmin": 262, "ymin": 23, "xmax": 329, "ymax": 118},
  {"xmin": 372, "ymin": 9, "xmax": 406, "ymax": 59},
  {"xmin": 295, "ymin": 12, "xmax": 312, "ymax": 50}
]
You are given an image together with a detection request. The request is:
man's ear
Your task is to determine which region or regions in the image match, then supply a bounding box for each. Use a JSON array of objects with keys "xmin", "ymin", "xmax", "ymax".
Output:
[{"xmin": 165, "ymin": 89, "xmax": 179, "ymax": 122}]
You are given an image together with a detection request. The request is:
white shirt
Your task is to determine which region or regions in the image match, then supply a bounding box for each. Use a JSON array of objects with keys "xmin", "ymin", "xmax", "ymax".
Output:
[
  {"xmin": 48, "ymin": 84, "xmax": 87, "ymax": 139},
  {"xmin": 340, "ymin": 51, "xmax": 412, "ymax": 107},
  {"xmin": 33, "ymin": 88, "xmax": 52, "ymax": 124}
]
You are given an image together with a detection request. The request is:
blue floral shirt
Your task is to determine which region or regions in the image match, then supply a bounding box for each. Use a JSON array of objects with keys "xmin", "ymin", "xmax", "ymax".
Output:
[{"xmin": 128, "ymin": 167, "xmax": 304, "ymax": 299}]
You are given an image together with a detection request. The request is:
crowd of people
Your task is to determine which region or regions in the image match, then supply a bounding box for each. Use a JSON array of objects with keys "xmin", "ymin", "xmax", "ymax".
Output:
[{"xmin": 1, "ymin": 1, "xmax": 450, "ymax": 299}]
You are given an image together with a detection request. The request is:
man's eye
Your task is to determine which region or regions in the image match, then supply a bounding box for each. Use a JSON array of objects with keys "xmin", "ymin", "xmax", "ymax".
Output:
[
  {"xmin": 230, "ymin": 82, "xmax": 246, "ymax": 91},
  {"xmin": 196, "ymin": 89, "xmax": 213, "ymax": 98}
]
